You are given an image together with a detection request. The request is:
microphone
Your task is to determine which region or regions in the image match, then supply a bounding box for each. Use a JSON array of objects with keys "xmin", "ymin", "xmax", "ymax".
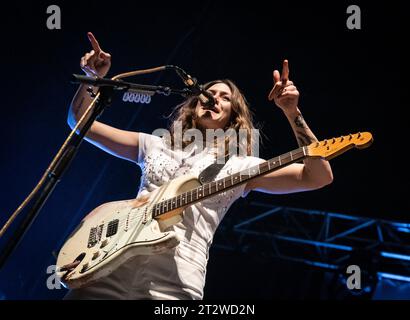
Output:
[{"xmin": 173, "ymin": 67, "xmax": 215, "ymax": 108}]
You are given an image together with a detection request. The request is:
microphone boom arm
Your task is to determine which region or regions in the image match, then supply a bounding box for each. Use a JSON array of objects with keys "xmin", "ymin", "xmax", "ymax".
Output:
[{"xmin": 71, "ymin": 74, "xmax": 191, "ymax": 97}]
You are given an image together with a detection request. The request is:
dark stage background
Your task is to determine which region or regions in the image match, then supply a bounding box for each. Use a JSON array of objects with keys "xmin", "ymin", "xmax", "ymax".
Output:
[{"xmin": 0, "ymin": 1, "xmax": 408, "ymax": 299}]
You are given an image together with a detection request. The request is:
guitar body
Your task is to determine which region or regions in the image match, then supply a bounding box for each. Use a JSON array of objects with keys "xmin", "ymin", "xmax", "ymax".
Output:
[{"xmin": 56, "ymin": 173, "xmax": 201, "ymax": 289}]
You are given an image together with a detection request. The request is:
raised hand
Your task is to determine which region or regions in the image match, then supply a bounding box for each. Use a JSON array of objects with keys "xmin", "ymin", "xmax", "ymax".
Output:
[
  {"xmin": 80, "ymin": 32, "xmax": 112, "ymax": 78},
  {"xmin": 268, "ymin": 60, "xmax": 299, "ymax": 114}
]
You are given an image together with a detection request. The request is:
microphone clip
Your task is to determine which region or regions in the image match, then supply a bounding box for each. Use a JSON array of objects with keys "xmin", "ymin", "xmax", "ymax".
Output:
[{"xmin": 170, "ymin": 65, "xmax": 216, "ymax": 108}]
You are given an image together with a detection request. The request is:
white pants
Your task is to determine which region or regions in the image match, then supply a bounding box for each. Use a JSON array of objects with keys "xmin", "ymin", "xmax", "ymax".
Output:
[{"xmin": 64, "ymin": 242, "xmax": 207, "ymax": 300}]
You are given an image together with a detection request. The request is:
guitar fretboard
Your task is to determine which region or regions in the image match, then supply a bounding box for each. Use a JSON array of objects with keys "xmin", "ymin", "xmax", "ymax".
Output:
[{"xmin": 151, "ymin": 146, "xmax": 307, "ymax": 218}]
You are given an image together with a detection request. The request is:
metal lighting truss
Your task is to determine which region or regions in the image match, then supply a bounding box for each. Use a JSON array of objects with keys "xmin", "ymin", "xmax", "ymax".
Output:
[{"xmin": 214, "ymin": 201, "xmax": 410, "ymax": 283}]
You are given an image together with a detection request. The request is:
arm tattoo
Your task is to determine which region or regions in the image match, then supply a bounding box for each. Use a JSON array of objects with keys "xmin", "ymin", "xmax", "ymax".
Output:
[
  {"xmin": 294, "ymin": 115, "xmax": 308, "ymax": 129},
  {"xmin": 297, "ymin": 136, "xmax": 309, "ymax": 147},
  {"xmin": 296, "ymin": 131, "xmax": 316, "ymax": 146}
]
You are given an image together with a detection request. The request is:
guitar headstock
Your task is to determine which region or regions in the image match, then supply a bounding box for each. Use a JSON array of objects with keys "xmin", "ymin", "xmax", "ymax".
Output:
[{"xmin": 307, "ymin": 132, "xmax": 373, "ymax": 160}]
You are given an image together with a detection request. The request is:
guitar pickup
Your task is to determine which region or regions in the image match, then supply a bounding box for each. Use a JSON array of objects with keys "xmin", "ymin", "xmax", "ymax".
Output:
[{"xmin": 106, "ymin": 219, "xmax": 119, "ymax": 237}]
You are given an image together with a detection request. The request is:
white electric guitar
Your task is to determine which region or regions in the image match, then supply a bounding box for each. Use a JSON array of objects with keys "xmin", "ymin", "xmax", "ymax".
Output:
[{"xmin": 56, "ymin": 132, "xmax": 373, "ymax": 288}]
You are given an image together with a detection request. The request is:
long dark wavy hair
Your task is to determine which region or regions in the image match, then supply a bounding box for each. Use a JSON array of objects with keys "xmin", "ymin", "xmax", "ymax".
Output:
[{"xmin": 167, "ymin": 79, "xmax": 257, "ymax": 157}]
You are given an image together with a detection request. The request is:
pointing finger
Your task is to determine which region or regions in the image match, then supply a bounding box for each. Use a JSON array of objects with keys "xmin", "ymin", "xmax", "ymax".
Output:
[
  {"xmin": 281, "ymin": 59, "xmax": 289, "ymax": 84},
  {"xmin": 87, "ymin": 32, "xmax": 102, "ymax": 53}
]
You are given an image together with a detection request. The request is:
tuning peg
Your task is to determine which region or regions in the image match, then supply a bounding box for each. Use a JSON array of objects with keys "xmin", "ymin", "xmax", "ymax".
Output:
[
  {"xmin": 357, "ymin": 132, "xmax": 361, "ymax": 138},
  {"xmin": 340, "ymin": 136, "xmax": 344, "ymax": 142},
  {"xmin": 349, "ymin": 134, "xmax": 353, "ymax": 140},
  {"xmin": 332, "ymin": 138, "xmax": 336, "ymax": 144},
  {"xmin": 323, "ymin": 139, "xmax": 328, "ymax": 146}
]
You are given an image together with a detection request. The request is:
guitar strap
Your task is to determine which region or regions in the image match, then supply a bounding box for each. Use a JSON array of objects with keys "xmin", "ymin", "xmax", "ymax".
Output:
[{"xmin": 198, "ymin": 153, "xmax": 230, "ymax": 184}]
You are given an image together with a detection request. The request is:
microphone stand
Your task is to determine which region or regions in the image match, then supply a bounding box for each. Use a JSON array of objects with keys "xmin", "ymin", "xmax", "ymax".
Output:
[{"xmin": 0, "ymin": 74, "xmax": 190, "ymax": 269}]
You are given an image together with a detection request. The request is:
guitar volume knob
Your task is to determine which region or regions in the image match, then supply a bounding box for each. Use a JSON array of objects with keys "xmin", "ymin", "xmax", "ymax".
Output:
[
  {"xmin": 81, "ymin": 263, "xmax": 89, "ymax": 273},
  {"xmin": 100, "ymin": 239, "xmax": 109, "ymax": 248}
]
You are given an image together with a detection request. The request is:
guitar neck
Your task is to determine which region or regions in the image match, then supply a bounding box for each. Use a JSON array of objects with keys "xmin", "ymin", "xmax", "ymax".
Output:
[{"xmin": 152, "ymin": 146, "xmax": 307, "ymax": 218}]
